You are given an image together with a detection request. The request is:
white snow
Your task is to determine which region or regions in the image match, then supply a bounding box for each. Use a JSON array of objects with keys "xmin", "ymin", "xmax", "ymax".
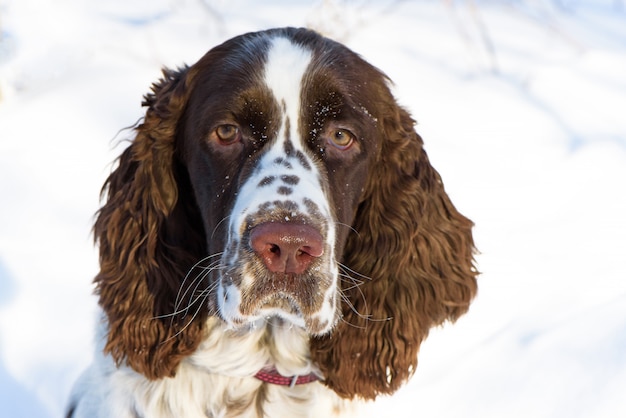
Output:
[{"xmin": 1, "ymin": 1, "xmax": 625, "ymax": 417}]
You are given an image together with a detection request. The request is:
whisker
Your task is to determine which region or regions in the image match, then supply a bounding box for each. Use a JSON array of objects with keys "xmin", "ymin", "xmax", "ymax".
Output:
[
  {"xmin": 334, "ymin": 221, "xmax": 360, "ymax": 237},
  {"xmin": 154, "ymin": 282, "xmax": 218, "ymax": 320},
  {"xmin": 338, "ymin": 271, "xmax": 365, "ymax": 284},
  {"xmin": 338, "ymin": 266, "xmax": 370, "ymax": 316},
  {"xmin": 340, "ymin": 284, "xmax": 362, "ymax": 292},
  {"xmin": 338, "ymin": 263, "xmax": 372, "ymax": 281},
  {"xmin": 336, "ymin": 266, "xmax": 393, "ymax": 325},
  {"xmin": 338, "ymin": 275, "xmax": 364, "ymax": 292},
  {"xmin": 211, "ymin": 216, "xmax": 231, "ymax": 241},
  {"xmin": 339, "ymin": 291, "xmax": 393, "ymax": 323},
  {"xmin": 339, "ymin": 317, "xmax": 367, "ymax": 330},
  {"xmin": 176, "ymin": 259, "xmax": 221, "ymax": 307},
  {"xmin": 157, "ymin": 273, "xmax": 222, "ymax": 345},
  {"xmin": 172, "ymin": 253, "xmax": 224, "ymax": 321},
  {"xmin": 159, "ymin": 290, "xmax": 212, "ymax": 345},
  {"xmin": 178, "ymin": 268, "xmax": 217, "ymax": 319},
  {"xmin": 153, "ymin": 255, "xmax": 224, "ymax": 322},
  {"xmin": 339, "ymin": 291, "xmax": 369, "ymax": 321},
  {"xmin": 176, "ymin": 267, "xmax": 220, "ymax": 315}
]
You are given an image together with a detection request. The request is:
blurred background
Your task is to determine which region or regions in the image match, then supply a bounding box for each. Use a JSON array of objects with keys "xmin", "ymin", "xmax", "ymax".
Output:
[{"xmin": 1, "ymin": 1, "xmax": 625, "ymax": 417}]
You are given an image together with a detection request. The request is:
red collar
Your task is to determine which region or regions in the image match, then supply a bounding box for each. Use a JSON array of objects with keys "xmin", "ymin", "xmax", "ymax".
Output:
[{"xmin": 254, "ymin": 367, "xmax": 319, "ymax": 388}]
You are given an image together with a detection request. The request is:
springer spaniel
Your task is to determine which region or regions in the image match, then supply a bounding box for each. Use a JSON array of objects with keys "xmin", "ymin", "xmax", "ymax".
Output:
[{"xmin": 67, "ymin": 27, "xmax": 477, "ymax": 418}]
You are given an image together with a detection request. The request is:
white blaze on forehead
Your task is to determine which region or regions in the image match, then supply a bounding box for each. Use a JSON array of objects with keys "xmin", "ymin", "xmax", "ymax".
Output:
[{"xmin": 263, "ymin": 36, "xmax": 312, "ymax": 121}]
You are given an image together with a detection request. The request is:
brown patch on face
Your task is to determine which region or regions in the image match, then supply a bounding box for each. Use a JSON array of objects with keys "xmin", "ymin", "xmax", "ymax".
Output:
[
  {"xmin": 277, "ymin": 186, "xmax": 293, "ymax": 195},
  {"xmin": 303, "ymin": 198, "xmax": 321, "ymax": 218},
  {"xmin": 258, "ymin": 176, "xmax": 276, "ymax": 187},
  {"xmin": 283, "ymin": 120, "xmax": 293, "ymax": 153},
  {"xmin": 305, "ymin": 316, "xmax": 331, "ymax": 336},
  {"xmin": 295, "ymin": 150, "xmax": 312, "ymax": 171},
  {"xmin": 273, "ymin": 157, "xmax": 293, "ymax": 169},
  {"xmin": 280, "ymin": 175, "xmax": 300, "ymax": 185}
]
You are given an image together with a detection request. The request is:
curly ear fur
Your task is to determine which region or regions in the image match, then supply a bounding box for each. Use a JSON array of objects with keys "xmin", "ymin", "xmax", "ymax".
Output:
[
  {"xmin": 94, "ymin": 67, "xmax": 207, "ymax": 379},
  {"xmin": 311, "ymin": 100, "xmax": 478, "ymax": 399}
]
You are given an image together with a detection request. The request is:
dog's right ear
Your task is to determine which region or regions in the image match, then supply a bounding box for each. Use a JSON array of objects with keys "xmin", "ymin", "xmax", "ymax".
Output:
[{"xmin": 94, "ymin": 66, "xmax": 207, "ymax": 379}]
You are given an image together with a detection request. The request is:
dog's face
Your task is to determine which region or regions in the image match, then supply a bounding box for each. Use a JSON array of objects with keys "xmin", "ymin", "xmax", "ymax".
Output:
[
  {"xmin": 93, "ymin": 27, "xmax": 476, "ymax": 398},
  {"xmin": 180, "ymin": 34, "xmax": 381, "ymax": 334}
]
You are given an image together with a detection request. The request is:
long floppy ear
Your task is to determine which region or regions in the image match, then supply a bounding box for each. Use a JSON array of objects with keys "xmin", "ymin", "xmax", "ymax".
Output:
[
  {"xmin": 311, "ymin": 99, "xmax": 478, "ymax": 399},
  {"xmin": 94, "ymin": 67, "xmax": 207, "ymax": 379}
]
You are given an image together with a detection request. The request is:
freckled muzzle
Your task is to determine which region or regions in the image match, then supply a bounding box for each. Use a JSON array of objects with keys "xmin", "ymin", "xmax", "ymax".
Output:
[
  {"xmin": 217, "ymin": 196, "xmax": 338, "ymax": 334},
  {"xmin": 217, "ymin": 162, "xmax": 338, "ymax": 334}
]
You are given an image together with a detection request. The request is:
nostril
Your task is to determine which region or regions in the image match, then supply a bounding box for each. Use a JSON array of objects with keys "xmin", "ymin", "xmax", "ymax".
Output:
[
  {"xmin": 249, "ymin": 223, "xmax": 324, "ymax": 274},
  {"xmin": 269, "ymin": 244, "xmax": 280, "ymax": 255}
]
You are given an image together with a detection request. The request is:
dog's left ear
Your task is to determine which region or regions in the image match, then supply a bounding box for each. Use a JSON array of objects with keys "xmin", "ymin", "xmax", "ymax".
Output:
[{"xmin": 311, "ymin": 92, "xmax": 478, "ymax": 400}]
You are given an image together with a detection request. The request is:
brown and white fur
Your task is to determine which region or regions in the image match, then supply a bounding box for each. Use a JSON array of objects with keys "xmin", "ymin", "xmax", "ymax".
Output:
[{"xmin": 67, "ymin": 27, "xmax": 478, "ymax": 418}]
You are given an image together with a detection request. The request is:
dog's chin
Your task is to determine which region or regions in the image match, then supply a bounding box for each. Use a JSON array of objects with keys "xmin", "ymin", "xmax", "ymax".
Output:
[
  {"xmin": 219, "ymin": 289, "xmax": 337, "ymax": 336},
  {"xmin": 250, "ymin": 292, "xmax": 338, "ymax": 335},
  {"xmin": 250, "ymin": 294, "xmax": 307, "ymax": 328}
]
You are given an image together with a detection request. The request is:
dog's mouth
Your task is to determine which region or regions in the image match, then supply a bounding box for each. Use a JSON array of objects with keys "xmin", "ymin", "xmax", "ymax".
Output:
[
  {"xmin": 246, "ymin": 293, "xmax": 307, "ymax": 325},
  {"xmin": 259, "ymin": 292, "xmax": 302, "ymax": 312},
  {"xmin": 218, "ymin": 266, "xmax": 338, "ymax": 335},
  {"xmin": 248, "ymin": 294, "xmax": 337, "ymax": 336}
]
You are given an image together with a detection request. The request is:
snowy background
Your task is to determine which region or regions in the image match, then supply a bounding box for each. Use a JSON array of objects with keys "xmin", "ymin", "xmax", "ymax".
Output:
[{"xmin": 1, "ymin": 0, "xmax": 625, "ymax": 417}]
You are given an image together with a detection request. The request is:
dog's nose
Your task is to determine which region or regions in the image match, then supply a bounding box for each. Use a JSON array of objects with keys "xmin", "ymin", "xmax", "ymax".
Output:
[{"xmin": 249, "ymin": 223, "xmax": 324, "ymax": 274}]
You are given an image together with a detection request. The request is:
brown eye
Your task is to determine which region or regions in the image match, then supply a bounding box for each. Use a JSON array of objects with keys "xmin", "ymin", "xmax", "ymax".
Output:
[
  {"xmin": 329, "ymin": 129, "xmax": 355, "ymax": 150},
  {"xmin": 214, "ymin": 124, "xmax": 241, "ymax": 144}
]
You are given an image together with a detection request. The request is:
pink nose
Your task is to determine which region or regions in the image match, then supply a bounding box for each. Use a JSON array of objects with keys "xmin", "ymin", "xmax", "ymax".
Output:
[{"xmin": 249, "ymin": 223, "xmax": 324, "ymax": 274}]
